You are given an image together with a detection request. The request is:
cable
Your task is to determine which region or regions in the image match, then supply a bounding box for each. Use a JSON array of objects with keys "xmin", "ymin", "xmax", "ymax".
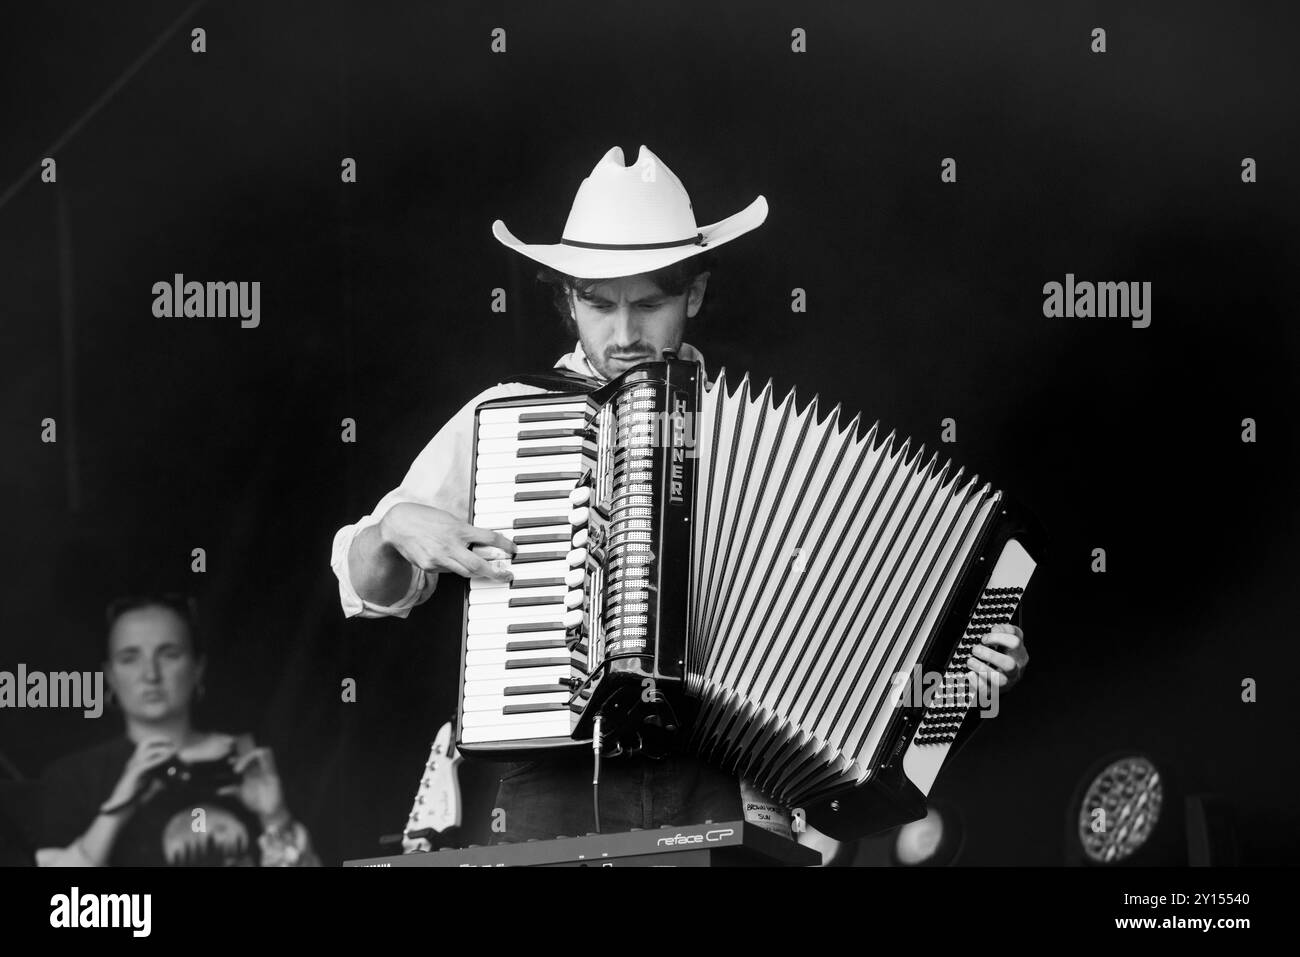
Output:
[
  {"xmin": 0, "ymin": 750, "xmax": 26, "ymax": 782},
  {"xmin": 0, "ymin": 0, "xmax": 213, "ymax": 214},
  {"xmin": 591, "ymin": 715, "xmax": 603, "ymax": 834}
]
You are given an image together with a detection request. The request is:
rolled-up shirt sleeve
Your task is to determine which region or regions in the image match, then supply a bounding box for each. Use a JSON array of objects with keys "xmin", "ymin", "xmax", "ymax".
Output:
[
  {"xmin": 331, "ymin": 382, "xmax": 544, "ymax": 619},
  {"xmin": 331, "ymin": 512, "xmax": 435, "ymax": 619}
]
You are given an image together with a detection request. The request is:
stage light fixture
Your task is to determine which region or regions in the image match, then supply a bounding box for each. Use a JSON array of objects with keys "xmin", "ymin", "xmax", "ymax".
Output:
[{"xmin": 1075, "ymin": 754, "xmax": 1164, "ymax": 864}]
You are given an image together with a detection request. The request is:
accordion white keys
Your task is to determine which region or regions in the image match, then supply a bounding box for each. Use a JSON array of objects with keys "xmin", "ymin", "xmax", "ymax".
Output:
[{"xmin": 456, "ymin": 354, "xmax": 1043, "ymax": 839}]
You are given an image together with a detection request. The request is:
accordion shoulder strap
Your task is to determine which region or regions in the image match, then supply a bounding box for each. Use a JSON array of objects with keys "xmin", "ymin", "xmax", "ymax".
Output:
[{"xmin": 509, "ymin": 369, "xmax": 603, "ymax": 393}]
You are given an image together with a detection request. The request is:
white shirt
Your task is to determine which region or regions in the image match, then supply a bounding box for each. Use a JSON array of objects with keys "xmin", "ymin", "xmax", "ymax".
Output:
[{"xmin": 330, "ymin": 341, "xmax": 707, "ymax": 618}]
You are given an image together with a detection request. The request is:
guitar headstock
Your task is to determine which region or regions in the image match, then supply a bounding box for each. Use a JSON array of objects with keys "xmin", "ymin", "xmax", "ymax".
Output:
[{"xmin": 402, "ymin": 720, "xmax": 464, "ymax": 853}]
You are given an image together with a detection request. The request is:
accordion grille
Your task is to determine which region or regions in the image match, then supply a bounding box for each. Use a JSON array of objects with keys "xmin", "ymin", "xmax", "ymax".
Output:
[
  {"xmin": 602, "ymin": 383, "xmax": 659, "ymax": 659},
  {"xmin": 686, "ymin": 372, "xmax": 1001, "ymax": 807}
]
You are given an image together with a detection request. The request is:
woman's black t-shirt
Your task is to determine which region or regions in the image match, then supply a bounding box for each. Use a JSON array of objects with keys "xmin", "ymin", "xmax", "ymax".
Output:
[{"xmin": 38, "ymin": 737, "xmax": 262, "ymax": 866}]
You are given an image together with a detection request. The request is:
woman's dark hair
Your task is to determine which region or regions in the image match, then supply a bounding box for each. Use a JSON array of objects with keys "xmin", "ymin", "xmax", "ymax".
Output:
[
  {"xmin": 536, "ymin": 251, "xmax": 718, "ymax": 333},
  {"xmin": 104, "ymin": 592, "xmax": 205, "ymax": 658}
]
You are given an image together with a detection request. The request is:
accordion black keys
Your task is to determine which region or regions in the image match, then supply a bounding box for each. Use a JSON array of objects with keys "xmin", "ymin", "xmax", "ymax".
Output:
[{"xmin": 457, "ymin": 354, "xmax": 1043, "ymax": 839}]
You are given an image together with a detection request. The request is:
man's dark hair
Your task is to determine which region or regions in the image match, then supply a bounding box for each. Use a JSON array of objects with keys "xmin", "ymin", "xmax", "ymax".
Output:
[
  {"xmin": 536, "ymin": 251, "xmax": 718, "ymax": 333},
  {"xmin": 104, "ymin": 592, "xmax": 205, "ymax": 658}
]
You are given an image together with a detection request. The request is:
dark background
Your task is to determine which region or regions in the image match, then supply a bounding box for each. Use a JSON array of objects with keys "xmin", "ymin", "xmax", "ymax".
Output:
[{"xmin": 1, "ymin": 0, "xmax": 1297, "ymax": 865}]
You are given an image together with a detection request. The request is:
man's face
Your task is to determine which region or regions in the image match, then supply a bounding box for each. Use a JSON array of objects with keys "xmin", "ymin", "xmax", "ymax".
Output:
[
  {"xmin": 106, "ymin": 607, "xmax": 204, "ymax": 722},
  {"xmin": 570, "ymin": 271, "xmax": 709, "ymax": 380}
]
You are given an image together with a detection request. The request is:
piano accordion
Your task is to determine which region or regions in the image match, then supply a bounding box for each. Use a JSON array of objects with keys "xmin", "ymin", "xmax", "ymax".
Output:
[{"xmin": 458, "ymin": 354, "xmax": 1042, "ymax": 839}]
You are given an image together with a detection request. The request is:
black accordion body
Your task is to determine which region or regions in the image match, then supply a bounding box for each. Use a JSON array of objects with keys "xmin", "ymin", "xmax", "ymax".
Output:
[{"xmin": 457, "ymin": 353, "xmax": 1042, "ymax": 839}]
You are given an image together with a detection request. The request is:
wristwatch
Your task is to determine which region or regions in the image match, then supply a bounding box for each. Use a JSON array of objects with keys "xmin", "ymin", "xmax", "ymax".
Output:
[{"xmin": 258, "ymin": 818, "xmax": 306, "ymax": 866}]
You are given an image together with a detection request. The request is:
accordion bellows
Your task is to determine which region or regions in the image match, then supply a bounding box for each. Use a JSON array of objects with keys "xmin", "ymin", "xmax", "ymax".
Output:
[
  {"xmin": 457, "ymin": 356, "xmax": 1041, "ymax": 839},
  {"xmin": 691, "ymin": 372, "xmax": 1003, "ymax": 807}
]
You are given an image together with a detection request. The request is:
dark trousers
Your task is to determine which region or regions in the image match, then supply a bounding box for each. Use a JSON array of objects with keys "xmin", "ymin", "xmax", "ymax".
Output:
[{"xmin": 490, "ymin": 751, "xmax": 742, "ymax": 843}]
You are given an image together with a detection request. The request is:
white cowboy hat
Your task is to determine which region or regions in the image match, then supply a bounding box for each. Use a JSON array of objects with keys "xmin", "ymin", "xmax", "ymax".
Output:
[{"xmin": 492, "ymin": 145, "xmax": 767, "ymax": 280}]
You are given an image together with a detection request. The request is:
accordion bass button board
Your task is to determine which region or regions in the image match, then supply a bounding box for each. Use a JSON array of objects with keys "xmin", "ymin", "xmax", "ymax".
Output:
[{"xmin": 456, "ymin": 355, "xmax": 1044, "ymax": 840}]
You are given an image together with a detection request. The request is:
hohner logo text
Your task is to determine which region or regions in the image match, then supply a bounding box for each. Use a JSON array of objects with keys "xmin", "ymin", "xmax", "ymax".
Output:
[{"xmin": 669, "ymin": 395, "xmax": 687, "ymax": 503}]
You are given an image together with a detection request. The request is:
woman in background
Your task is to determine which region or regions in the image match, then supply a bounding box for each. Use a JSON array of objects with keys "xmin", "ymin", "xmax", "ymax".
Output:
[{"xmin": 35, "ymin": 593, "xmax": 318, "ymax": 866}]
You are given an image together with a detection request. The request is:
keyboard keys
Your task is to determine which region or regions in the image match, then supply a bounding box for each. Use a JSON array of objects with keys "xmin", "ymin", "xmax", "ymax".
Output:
[{"xmin": 462, "ymin": 398, "xmax": 599, "ymax": 746}]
